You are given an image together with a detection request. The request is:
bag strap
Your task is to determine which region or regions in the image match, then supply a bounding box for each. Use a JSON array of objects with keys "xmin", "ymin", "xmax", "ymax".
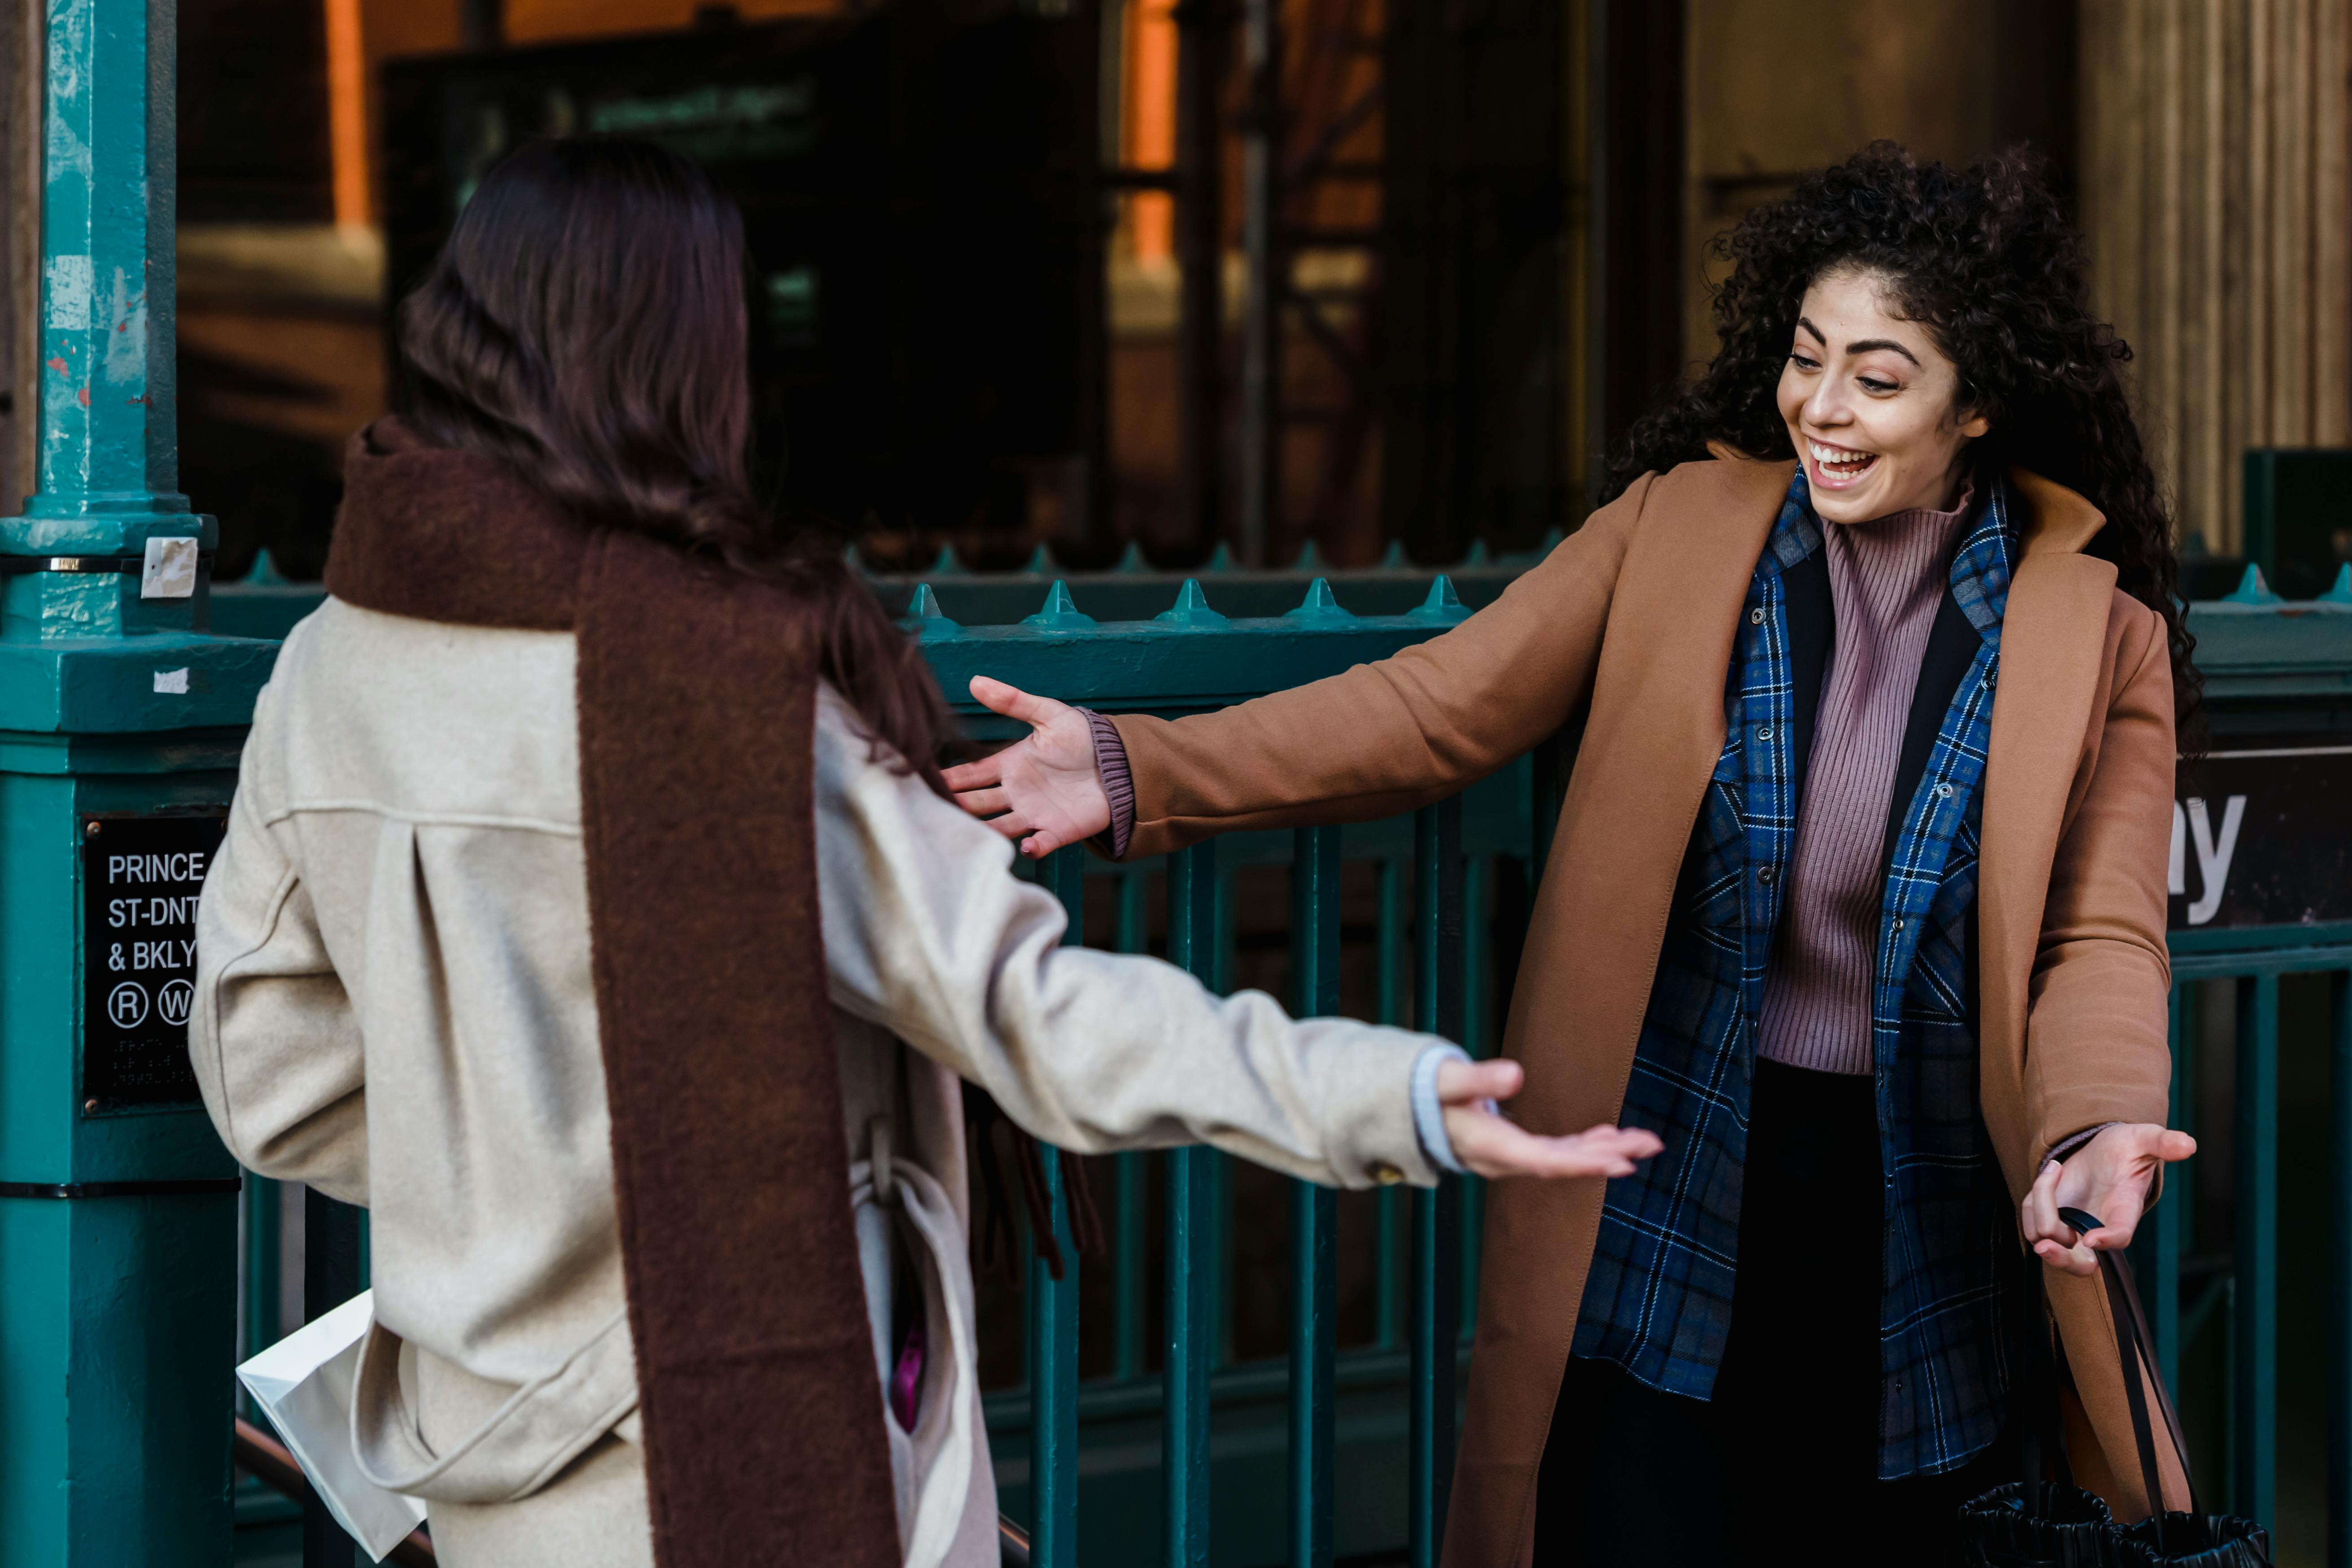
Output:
[
  {"xmin": 2017, "ymin": 1305, "xmax": 2071, "ymax": 1517},
  {"xmin": 2104, "ymin": 1223, "xmax": 2196, "ymax": 1495},
  {"xmin": 2057, "ymin": 1206, "xmax": 2201, "ymax": 1547}
]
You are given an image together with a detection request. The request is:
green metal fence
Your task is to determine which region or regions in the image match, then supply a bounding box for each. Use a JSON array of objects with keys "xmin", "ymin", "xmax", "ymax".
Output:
[
  {"xmin": 2148, "ymin": 933, "xmax": 2352, "ymax": 1546},
  {"xmin": 227, "ymin": 564, "xmax": 2352, "ymax": 1566},
  {"xmin": 918, "ymin": 569, "xmax": 1520, "ymax": 1568}
]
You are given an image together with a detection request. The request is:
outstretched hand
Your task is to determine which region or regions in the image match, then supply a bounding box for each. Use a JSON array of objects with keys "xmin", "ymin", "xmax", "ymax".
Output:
[
  {"xmin": 941, "ymin": 677, "xmax": 1113, "ymax": 857},
  {"xmin": 2021, "ymin": 1122, "xmax": 2197, "ymax": 1276},
  {"xmin": 1437, "ymin": 1058, "xmax": 1663, "ymax": 1181}
]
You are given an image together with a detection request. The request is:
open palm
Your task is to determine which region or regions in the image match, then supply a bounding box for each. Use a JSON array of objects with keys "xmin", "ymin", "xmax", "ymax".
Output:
[
  {"xmin": 2021, "ymin": 1122, "xmax": 2197, "ymax": 1275},
  {"xmin": 941, "ymin": 677, "xmax": 1113, "ymax": 857}
]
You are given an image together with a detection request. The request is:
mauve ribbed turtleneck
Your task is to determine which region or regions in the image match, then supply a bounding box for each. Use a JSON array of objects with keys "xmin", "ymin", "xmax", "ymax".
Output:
[{"xmin": 1755, "ymin": 483, "xmax": 1974, "ymax": 1076}]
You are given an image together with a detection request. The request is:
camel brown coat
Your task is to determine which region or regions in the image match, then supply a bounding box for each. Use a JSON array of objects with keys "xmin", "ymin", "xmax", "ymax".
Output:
[{"xmin": 1106, "ymin": 454, "xmax": 2189, "ymax": 1562}]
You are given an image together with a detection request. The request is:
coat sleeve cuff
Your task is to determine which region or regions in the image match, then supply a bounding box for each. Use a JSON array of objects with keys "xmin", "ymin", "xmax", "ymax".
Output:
[
  {"xmin": 1078, "ymin": 708, "xmax": 1136, "ymax": 860},
  {"xmin": 2047, "ymin": 1122, "xmax": 2120, "ymax": 1166}
]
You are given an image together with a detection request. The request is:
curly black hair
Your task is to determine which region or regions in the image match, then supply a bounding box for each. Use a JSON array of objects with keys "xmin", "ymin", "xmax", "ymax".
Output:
[{"xmin": 1604, "ymin": 142, "xmax": 2199, "ymax": 740}]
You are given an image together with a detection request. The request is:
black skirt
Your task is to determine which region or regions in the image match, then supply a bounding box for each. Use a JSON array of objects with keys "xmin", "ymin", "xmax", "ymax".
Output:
[{"xmin": 1530, "ymin": 1058, "xmax": 2020, "ymax": 1567}]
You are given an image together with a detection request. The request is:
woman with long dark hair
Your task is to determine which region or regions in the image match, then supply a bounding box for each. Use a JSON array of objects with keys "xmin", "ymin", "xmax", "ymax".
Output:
[
  {"xmin": 189, "ymin": 138, "xmax": 1654, "ymax": 1568},
  {"xmin": 953, "ymin": 144, "xmax": 2198, "ymax": 1560}
]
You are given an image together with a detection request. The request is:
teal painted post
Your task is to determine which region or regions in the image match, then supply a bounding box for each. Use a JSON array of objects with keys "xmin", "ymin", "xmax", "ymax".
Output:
[
  {"xmin": 1114, "ymin": 867, "xmax": 1152, "ymax": 1385},
  {"xmin": 1375, "ymin": 858, "xmax": 1407, "ymax": 1350},
  {"xmin": 242, "ymin": 1176, "xmax": 281, "ymax": 1399},
  {"xmin": 1459, "ymin": 856, "xmax": 1487, "ymax": 1334},
  {"xmin": 2154, "ymin": 985, "xmax": 2187, "ymax": 1393},
  {"xmin": 2236, "ymin": 973, "xmax": 2279, "ymax": 1531},
  {"xmin": 2224, "ymin": 1275, "xmax": 2241, "ymax": 1511},
  {"xmin": 1461, "ymin": 857, "xmax": 1488, "ymax": 1056},
  {"xmin": 0, "ymin": 0, "xmax": 276, "ymax": 1560},
  {"xmin": 1209, "ymin": 873, "xmax": 1234, "ymax": 1367},
  {"xmin": 1165, "ymin": 843, "xmax": 1218, "ymax": 1567},
  {"xmin": 1289, "ymin": 827, "xmax": 1341, "ymax": 1568},
  {"xmin": 1210, "ymin": 1146, "xmax": 1233, "ymax": 1368},
  {"xmin": 1028, "ymin": 848, "xmax": 1086, "ymax": 1568},
  {"xmin": 2330, "ymin": 970, "xmax": 2351, "ymax": 1568},
  {"xmin": 1409, "ymin": 801, "xmax": 1464, "ymax": 1568}
]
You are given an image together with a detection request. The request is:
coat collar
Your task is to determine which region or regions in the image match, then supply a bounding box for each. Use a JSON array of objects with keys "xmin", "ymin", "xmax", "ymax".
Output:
[{"xmin": 2007, "ymin": 467, "xmax": 2107, "ymax": 558}]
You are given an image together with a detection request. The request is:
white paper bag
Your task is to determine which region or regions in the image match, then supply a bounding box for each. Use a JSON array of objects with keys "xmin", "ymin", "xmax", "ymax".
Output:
[{"xmin": 237, "ymin": 1291, "xmax": 431, "ymax": 1561}]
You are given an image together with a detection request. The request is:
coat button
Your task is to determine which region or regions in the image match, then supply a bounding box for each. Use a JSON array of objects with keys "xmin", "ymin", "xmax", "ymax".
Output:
[
  {"xmin": 1750, "ymin": 607, "xmax": 1766, "ymax": 625},
  {"xmin": 1937, "ymin": 782, "xmax": 1954, "ymax": 799},
  {"xmin": 1757, "ymin": 725, "xmax": 1773, "ymax": 742},
  {"xmin": 1757, "ymin": 866, "xmax": 1776, "ymax": 885},
  {"xmin": 1892, "ymin": 917, "xmax": 1906, "ymax": 932},
  {"xmin": 1373, "ymin": 1162, "xmax": 1405, "ymax": 1186}
]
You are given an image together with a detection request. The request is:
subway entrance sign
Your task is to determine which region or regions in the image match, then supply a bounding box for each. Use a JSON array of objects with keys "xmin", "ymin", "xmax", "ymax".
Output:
[
  {"xmin": 2171, "ymin": 745, "xmax": 2352, "ymax": 931},
  {"xmin": 80, "ymin": 813, "xmax": 227, "ymax": 1110}
]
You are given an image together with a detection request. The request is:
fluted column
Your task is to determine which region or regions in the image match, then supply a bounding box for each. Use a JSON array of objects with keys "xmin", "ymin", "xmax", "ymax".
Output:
[{"xmin": 2080, "ymin": 0, "xmax": 2352, "ymax": 554}]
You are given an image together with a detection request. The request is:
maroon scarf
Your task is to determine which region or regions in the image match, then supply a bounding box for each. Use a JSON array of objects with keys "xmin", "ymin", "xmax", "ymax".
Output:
[{"xmin": 328, "ymin": 418, "xmax": 900, "ymax": 1568}]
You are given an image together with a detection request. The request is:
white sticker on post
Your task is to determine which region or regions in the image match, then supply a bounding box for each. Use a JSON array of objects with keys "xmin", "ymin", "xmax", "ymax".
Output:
[
  {"xmin": 44, "ymin": 255, "xmax": 92, "ymax": 331},
  {"xmin": 153, "ymin": 668, "xmax": 188, "ymax": 694},
  {"xmin": 140, "ymin": 537, "xmax": 198, "ymax": 600}
]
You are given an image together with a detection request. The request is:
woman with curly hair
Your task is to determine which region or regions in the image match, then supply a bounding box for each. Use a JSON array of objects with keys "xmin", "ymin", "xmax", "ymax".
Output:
[{"xmin": 952, "ymin": 143, "xmax": 2198, "ymax": 1560}]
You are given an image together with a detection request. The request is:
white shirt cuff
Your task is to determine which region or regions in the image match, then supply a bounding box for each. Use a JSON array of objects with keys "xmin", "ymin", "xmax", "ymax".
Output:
[{"xmin": 1412, "ymin": 1043, "xmax": 1478, "ymax": 1175}]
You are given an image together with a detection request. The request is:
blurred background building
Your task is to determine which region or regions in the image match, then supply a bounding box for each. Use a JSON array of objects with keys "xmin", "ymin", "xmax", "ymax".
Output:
[{"xmin": 0, "ymin": 0, "xmax": 2347, "ymax": 579}]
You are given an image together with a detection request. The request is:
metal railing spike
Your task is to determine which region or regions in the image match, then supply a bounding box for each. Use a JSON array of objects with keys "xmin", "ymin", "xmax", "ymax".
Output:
[
  {"xmin": 1026, "ymin": 544, "xmax": 1054, "ymax": 575},
  {"xmin": 1117, "ymin": 541, "xmax": 1150, "ymax": 573},
  {"xmin": 1157, "ymin": 579, "xmax": 1230, "ymax": 628},
  {"xmin": 2220, "ymin": 564, "xmax": 2284, "ymax": 608},
  {"xmin": 1206, "ymin": 542, "xmax": 1235, "ymax": 573},
  {"xmin": 2320, "ymin": 563, "xmax": 2352, "ymax": 608},
  {"xmin": 1294, "ymin": 539, "xmax": 1322, "ymax": 572},
  {"xmin": 1285, "ymin": 577, "xmax": 1355, "ymax": 624},
  {"xmin": 900, "ymin": 584, "xmax": 962, "ymax": 642},
  {"xmin": 1023, "ymin": 581, "xmax": 1099, "ymax": 631},
  {"xmin": 930, "ymin": 543, "xmax": 964, "ymax": 576},
  {"xmin": 1381, "ymin": 540, "xmax": 1410, "ymax": 569},
  {"xmin": 1408, "ymin": 575, "xmax": 1468, "ymax": 625},
  {"xmin": 1461, "ymin": 539, "xmax": 1490, "ymax": 567}
]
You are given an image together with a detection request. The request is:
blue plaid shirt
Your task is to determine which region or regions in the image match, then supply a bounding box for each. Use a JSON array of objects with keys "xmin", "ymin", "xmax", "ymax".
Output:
[{"xmin": 1570, "ymin": 470, "xmax": 2029, "ymax": 1479}]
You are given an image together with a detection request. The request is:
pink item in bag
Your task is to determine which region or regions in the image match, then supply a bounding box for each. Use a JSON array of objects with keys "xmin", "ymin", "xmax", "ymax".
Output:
[{"xmin": 891, "ymin": 1323, "xmax": 927, "ymax": 1428}]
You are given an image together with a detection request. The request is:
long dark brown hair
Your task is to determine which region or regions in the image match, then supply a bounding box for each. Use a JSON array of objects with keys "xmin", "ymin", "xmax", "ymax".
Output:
[
  {"xmin": 1606, "ymin": 144, "xmax": 2200, "ymax": 741},
  {"xmin": 395, "ymin": 136, "xmax": 957, "ymax": 788}
]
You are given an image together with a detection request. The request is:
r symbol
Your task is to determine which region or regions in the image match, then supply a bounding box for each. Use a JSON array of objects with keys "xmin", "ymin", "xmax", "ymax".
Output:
[{"xmin": 108, "ymin": 982, "xmax": 147, "ymax": 1029}]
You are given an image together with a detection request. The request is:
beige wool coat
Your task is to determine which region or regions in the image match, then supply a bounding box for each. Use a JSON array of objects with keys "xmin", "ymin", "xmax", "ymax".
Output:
[
  {"xmin": 192, "ymin": 598, "xmax": 1456, "ymax": 1568},
  {"xmin": 1105, "ymin": 453, "xmax": 2188, "ymax": 1563}
]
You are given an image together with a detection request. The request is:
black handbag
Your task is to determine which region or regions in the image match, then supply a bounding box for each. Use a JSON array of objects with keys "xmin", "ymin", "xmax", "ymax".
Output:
[{"xmin": 1956, "ymin": 1208, "xmax": 2270, "ymax": 1567}]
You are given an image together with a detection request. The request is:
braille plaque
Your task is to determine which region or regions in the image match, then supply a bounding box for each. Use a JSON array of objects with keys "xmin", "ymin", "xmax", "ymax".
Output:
[{"xmin": 81, "ymin": 812, "xmax": 227, "ymax": 1111}]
